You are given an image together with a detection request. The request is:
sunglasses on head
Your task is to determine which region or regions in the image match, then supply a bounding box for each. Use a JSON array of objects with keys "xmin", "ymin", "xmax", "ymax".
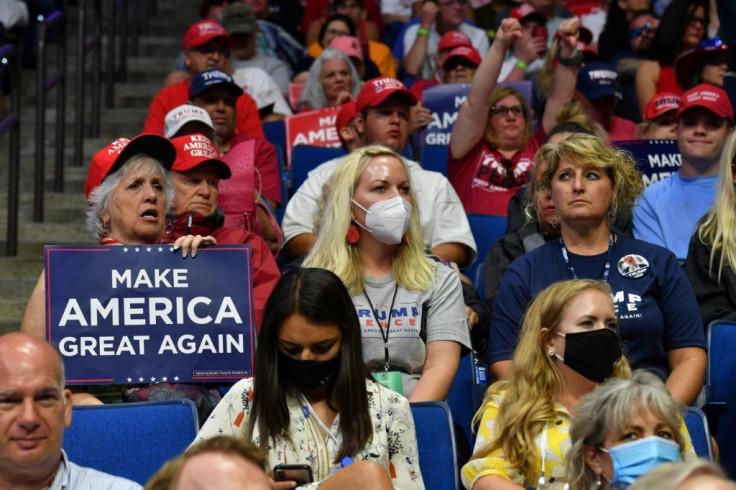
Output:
[{"xmin": 629, "ymin": 23, "xmax": 655, "ymax": 38}]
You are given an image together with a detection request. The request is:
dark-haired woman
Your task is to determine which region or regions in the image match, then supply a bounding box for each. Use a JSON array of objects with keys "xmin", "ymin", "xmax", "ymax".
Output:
[
  {"xmin": 635, "ymin": 0, "xmax": 708, "ymax": 113},
  {"xmin": 195, "ymin": 268, "xmax": 424, "ymax": 489}
]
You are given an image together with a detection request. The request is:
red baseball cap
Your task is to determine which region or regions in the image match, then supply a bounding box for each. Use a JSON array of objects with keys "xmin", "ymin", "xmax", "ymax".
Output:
[
  {"xmin": 442, "ymin": 46, "xmax": 482, "ymax": 70},
  {"xmin": 171, "ymin": 135, "xmax": 231, "ymax": 179},
  {"xmin": 438, "ymin": 31, "xmax": 472, "ymax": 52},
  {"xmin": 335, "ymin": 99, "xmax": 358, "ymax": 132},
  {"xmin": 643, "ymin": 92, "xmax": 681, "ymax": 121},
  {"xmin": 509, "ymin": 4, "xmax": 547, "ymax": 26},
  {"xmin": 356, "ymin": 77, "xmax": 418, "ymax": 112},
  {"xmin": 674, "ymin": 37, "xmax": 730, "ymax": 90},
  {"xmin": 85, "ymin": 134, "xmax": 176, "ymax": 199},
  {"xmin": 676, "ymin": 84, "xmax": 734, "ymax": 120},
  {"xmin": 182, "ymin": 20, "xmax": 231, "ymax": 51}
]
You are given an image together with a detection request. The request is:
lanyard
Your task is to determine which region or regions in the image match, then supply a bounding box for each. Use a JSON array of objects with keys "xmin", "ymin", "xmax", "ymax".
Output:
[
  {"xmin": 363, "ymin": 285, "xmax": 399, "ymax": 372},
  {"xmin": 559, "ymin": 233, "xmax": 614, "ymax": 283}
]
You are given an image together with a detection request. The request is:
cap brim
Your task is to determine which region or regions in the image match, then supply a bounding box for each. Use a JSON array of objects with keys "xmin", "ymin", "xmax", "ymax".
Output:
[
  {"xmin": 367, "ymin": 89, "xmax": 418, "ymax": 110},
  {"xmin": 175, "ymin": 158, "xmax": 232, "ymax": 179},
  {"xmin": 190, "ymin": 82, "xmax": 244, "ymax": 101},
  {"xmin": 675, "ymin": 47, "xmax": 730, "ymax": 90},
  {"xmin": 676, "ymin": 103, "xmax": 731, "ymax": 120},
  {"xmin": 115, "ymin": 134, "xmax": 177, "ymax": 176}
]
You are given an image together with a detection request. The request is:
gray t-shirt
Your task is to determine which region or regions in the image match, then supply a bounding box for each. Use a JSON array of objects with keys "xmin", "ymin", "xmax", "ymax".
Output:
[{"xmin": 354, "ymin": 262, "xmax": 470, "ymax": 395}]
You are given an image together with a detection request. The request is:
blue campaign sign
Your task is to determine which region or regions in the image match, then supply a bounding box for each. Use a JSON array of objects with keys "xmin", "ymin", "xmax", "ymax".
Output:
[
  {"xmin": 44, "ymin": 244, "xmax": 256, "ymax": 385},
  {"xmin": 421, "ymin": 81, "xmax": 533, "ymax": 147},
  {"xmin": 614, "ymin": 139, "xmax": 681, "ymax": 187}
]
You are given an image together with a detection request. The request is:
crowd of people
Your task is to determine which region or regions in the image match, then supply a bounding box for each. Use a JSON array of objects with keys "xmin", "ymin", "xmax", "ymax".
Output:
[{"xmin": 3, "ymin": 0, "xmax": 736, "ymax": 488}]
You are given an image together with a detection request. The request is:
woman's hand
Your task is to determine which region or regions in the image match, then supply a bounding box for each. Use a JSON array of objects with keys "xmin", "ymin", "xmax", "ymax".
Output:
[
  {"xmin": 173, "ymin": 234, "xmax": 217, "ymax": 258},
  {"xmin": 493, "ymin": 18, "xmax": 523, "ymax": 50},
  {"xmin": 420, "ymin": 0, "xmax": 438, "ymax": 27},
  {"xmin": 557, "ymin": 17, "xmax": 580, "ymax": 58},
  {"xmin": 269, "ymin": 479, "xmax": 297, "ymax": 489},
  {"xmin": 333, "ymin": 90, "xmax": 354, "ymax": 106},
  {"xmin": 411, "ymin": 102, "xmax": 433, "ymax": 132}
]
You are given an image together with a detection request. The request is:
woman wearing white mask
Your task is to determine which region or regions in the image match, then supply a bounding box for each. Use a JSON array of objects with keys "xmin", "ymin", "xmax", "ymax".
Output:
[
  {"xmin": 567, "ymin": 370, "xmax": 695, "ymax": 490},
  {"xmin": 304, "ymin": 144, "xmax": 471, "ymax": 401}
]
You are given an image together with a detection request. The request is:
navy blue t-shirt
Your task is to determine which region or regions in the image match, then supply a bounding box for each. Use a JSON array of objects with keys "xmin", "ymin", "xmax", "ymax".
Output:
[{"xmin": 489, "ymin": 235, "xmax": 706, "ymax": 379}]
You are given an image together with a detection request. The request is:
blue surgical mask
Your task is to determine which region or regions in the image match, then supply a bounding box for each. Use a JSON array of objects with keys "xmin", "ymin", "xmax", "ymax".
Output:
[{"xmin": 600, "ymin": 436, "xmax": 682, "ymax": 489}]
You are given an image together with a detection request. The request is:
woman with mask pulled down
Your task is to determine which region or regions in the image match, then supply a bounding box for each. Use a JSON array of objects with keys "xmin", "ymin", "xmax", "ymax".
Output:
[
  {"xmin": 194, "ymin": 268, "xmax": 424, "ymax": 489},
  {"xmin": 567, "ymin": 370, "xmax": 695, "ymax": 490},
  {"xmin": 489, "ymin": 134, "xmax": 707, "ymax": 407},
  {"xmin": 304, "ymin": 145, "xmax": 471, "ymax": 402},
  {"xmin": 463, "ymin": 279, "xmax": 631, "ymax": 490}
]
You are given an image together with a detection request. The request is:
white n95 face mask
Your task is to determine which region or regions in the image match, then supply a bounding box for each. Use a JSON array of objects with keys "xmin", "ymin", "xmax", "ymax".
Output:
[{"xmin": 352, "ymin": 196, "xmax": 412, "ymax": 245}]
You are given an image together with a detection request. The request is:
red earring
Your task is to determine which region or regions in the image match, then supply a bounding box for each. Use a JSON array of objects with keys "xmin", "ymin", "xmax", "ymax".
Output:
[{"xmin": 346, "ymin": 224, "xmax": 360, "ymax": 244}]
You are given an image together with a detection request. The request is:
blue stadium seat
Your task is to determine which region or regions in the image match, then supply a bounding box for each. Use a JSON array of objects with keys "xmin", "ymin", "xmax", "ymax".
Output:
[
  {"xmin": 262, "ymin": 120, "xmax": 286, "ymax": 152},
  {"xmin": 290, "ymin": 145, "xmax": 346, "ymax": 195},
  {"xmin": 420, "ymin": 144, "xmax": 449, "ymax": 175},
  {"xmin": 447, "ymin": 353, "xmax": 487, "ymax": 451},
  {"xmin": 63, "ymin": 399, "xmax": 199, "ymax": 485},
  {"xmin": 411, "ymin": 401, "xmax": 459, "ymax": 490},
  {"xmin": 705, "ymin": 319, "xmax": 736, "ymax": 476},
  {"xmin": 463, "ymin": 214, "xmax": 508, "ymax": 287},
  {"xmin": 684, "ymin": 406, "xmax": 713, "ymax": 460}
]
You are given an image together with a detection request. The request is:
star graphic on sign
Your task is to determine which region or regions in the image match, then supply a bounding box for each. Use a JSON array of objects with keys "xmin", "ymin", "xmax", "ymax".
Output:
[
  {"xmin": 162, "ymin": 376, "xmax": 168, "ymax": 382},
  {"xmin": 146, "ymin": 247, "xmax": 152, "ymax": 252},
  {"xmin": 127, "ymin": 377, "xmax": 132, "ymax": 383},
  {"xmin": 135, "ymin": 247, "xmax": 140, "ymax": 252},
  {"xmin": 150, "ymin": 376, "xmax": 156, "ymax": 382},
  {"xmin": 158, "ymin": 247, "xmax": 163, "ymax": 252},
  {"xmin": 138, "ymin": 377, "xmax": 144, "ymax": 382},
  {"xmin": 123, "ymin": 247, "xmax": 128, "ymax": 252},
  {"xmin": 174, "ymin": 376, "xmax": 179, "ymax": 382},
  {"xmin": 169, "ymin": 246, "xmax": 175, "ymax": 252}
]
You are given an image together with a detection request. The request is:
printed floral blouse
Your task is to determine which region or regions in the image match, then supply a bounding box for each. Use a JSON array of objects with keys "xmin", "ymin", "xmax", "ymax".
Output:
[{"xmin": 195, "ymin": 377, "xmax": 425, "ymax": 489}]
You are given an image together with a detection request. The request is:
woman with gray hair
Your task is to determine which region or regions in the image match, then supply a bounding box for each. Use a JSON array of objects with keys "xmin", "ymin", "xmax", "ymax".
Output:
[
  {"xmin": 20, "ymin": 135, "xmax": 215, "ymax": 403},
  {"xmin": 628, "ymin": 459, "xmax": 734, "ymax": 490},
  {"xmin": 566, "ymin": 370, "xmax": 695, "ymax": 489},
  {"xmin": 297, "ymin": 48, "xmax": 360, "ymax": 112}
]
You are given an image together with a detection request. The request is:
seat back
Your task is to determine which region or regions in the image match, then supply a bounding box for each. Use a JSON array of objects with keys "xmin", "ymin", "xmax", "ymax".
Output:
[
  {"xmin": 63, "ymin": 400, "xmax": 199, "ymax": 485},
  {"xmin": 706, "ymin": 319, "xmax": 736, "ymax": 475},
  {"xmin": 410, "ymin": 401, "xmax": 459, "ymax": 490},
  {"xmin": 263, "ymin": 120, "xmax": 286, "ymax": 152},
  {"xmin": 684, "ymin": 406, "xmax": 713, "ymax": 460},
  {"xmin": 464, "ymin": 213, "xmax": 508, "ymax": 283},
  {"xmin": 289, "ymin": 145, "xmax": 346, "ymax": 195},
  {"xmin": 420, "ymin": 144, "xmax": 449, "ymax": 176}
]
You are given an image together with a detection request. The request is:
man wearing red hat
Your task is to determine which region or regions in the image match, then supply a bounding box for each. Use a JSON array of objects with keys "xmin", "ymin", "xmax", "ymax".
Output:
[
  {"xmin": 142, "ymin": 20, "xmax": 264, "ymax": 140},
  {"xmin": 402, "ymin": 0, "xmax": 489, "ymax": 80},
  {"xmin": 498, "ymin": 4, "xmax": 549, "ymax": 82},
  {"xmin": 634, "ymin": 84, "xmax": 733, "ymax": 261},
  {"xmin": 282, "ymin": 76, "xmax": 477, "ymax": 267},
  {"xmin": 167, "ymin": 135, "xmax": 280, "ymax": 329}
]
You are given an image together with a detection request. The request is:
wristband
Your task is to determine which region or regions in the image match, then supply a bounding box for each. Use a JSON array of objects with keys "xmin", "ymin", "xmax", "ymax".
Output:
[
  {"xmin": 417, "ymin": 27, "xmax": 430, "ymax": 36},
  {"xmin": 515, "ymin": 59, "xmax": 528, "ymax": 70}
]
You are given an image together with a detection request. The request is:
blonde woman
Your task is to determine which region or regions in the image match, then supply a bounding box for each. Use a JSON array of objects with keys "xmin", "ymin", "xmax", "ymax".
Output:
[
  {"xmin": 567, "ymin": 370, "xmax": 696, "ymax": 489},
  {"xmin": 489, "ymin": 134, "xmax": 706, "ymax": 407},
  {"xmin": 629, "ymin": 459, "xmax": 734, "ymax": 490},
  {"xmin": 685, "ymin": 130, "xmax": 736, "ymax": 327},
  {"xmin": 463, "ymin": 279, "xmax": 631, "ymax": 489},
  {"xmin": 304, "ymin": 145, "xmax": 470, "ymax": 402}
]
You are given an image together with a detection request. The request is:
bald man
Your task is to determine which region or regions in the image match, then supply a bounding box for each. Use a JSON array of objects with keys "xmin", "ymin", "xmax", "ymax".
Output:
[{"xmin": 0, "ymin": 332, "xmax": 140, "ymax": 490}]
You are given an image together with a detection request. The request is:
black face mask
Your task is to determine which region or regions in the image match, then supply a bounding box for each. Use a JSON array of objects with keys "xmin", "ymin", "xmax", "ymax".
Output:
[
  {"xmin": 277, "ymin": 351, "xmax": 341, "ymax": 390},
  {"xmin": 557, "ymin": 328, "xmax": 623, "ymax": 383}
]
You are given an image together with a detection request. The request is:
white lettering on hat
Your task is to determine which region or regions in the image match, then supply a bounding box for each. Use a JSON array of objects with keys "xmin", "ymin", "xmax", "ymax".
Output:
[
  {"xmin": 107, "ymin": 138, "xmax": 131, "ymax": 155},
  {"xmin": 588, "ymin": 69, "xmax": 617, "ymax": 81},
  {"xmin": 372, "ymin": 77, "xmax": 404, "ymax": 94},
  {"xmin": 686, "ymin": 90, "xmax": 719, "ymax": 103},
  {"xmin": 655, "ymin": 96, "xmax": 679, "ymax": 109},
  {"xmin": 202, "ymin": 71, "xmax": 230, "ymax": 81}
]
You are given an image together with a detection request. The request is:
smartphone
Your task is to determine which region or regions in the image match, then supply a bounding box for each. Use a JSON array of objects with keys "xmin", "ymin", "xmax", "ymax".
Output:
[
  {"xmin": 273, "ymin": 464, "xmax": 314, "ymax": 484},
  {"xmin": 533, "ymin": 25, "xmax": 548, "ymax": 56}
]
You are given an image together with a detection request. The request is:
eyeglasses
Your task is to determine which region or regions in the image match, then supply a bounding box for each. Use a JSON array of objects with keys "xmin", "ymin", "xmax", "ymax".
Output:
[
  {"xmin": 490, "ymin": 105, "xmax": 524, "ymax": 117},
  {"xmin": 687, "ymin": 15, "xmax": 706, "ymax": 28},
  {"xmin": 193, "ymin": 43, "xmax": 231, "ymax": 57},
  {"xmin": 629, "ymin": 23, "xmax": 655, "ymax": 39},
  {"xmin": 439, "ymin": 0, "xmax": 467, "ymax": 7}
]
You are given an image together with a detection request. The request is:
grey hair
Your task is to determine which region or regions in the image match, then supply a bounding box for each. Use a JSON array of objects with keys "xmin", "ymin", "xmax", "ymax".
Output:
[
  {"xmin": 298, "ymin": 48, "xmax": 360, "ymax": 111},
  {"xmin": 628, "ymin": 459, "xmax": 734, "ymax": 490},
  {"xmin": 86, "ymin": 155, "xmax": 175, "ymax": 241},
  {"xmin": 567, "ymin": 370, "xmax": 686, "ymax": 489}
]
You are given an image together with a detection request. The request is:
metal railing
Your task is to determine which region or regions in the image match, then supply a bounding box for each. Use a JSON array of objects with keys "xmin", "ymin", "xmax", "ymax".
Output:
[
  {"xmin": 0, "ymin": 45, "xmax": 21, "ymax": 256},
  {"xmin": 35, "ymin": 10, "xmax": 67, "ymax": 223},
  {"xmin": 73, "ymin": 0, "xmax": 102, "ymax": 167}
]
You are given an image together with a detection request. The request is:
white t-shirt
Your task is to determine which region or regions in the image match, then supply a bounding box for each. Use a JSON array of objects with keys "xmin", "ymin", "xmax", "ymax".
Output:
[
  {"xmin": 403, "ymin": 22, "xmax": 489, "ymax": 80},
  {"xmin": 282, "ymin": 156, "xmax": 477, "ymax": 261},
  {"xmin": 231, "ymin": 53, "xmax": 292, "ymax": 95},
  {"xmin": 232, "ymin": 67, "xmax": 293, "ymax": 117}
]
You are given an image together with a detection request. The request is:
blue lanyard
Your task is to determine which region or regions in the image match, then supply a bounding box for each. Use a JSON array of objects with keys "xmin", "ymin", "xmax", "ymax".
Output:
[{"xmin": 559, "ymin": 233, "xmax": 615, "ymax": 283}]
